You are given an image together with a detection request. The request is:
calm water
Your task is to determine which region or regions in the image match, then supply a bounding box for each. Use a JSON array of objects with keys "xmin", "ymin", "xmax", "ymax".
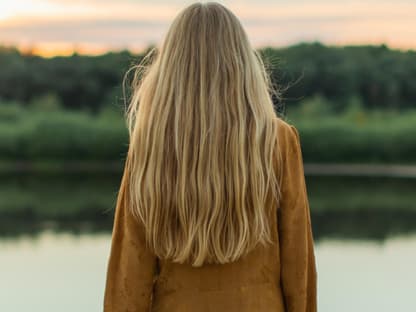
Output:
[
  {"xmin": 1, "ymin": 175, "xmax": 416, "ymax": 311},
  {"xmin": 1, "ymin": 232, "xmax": 416, "ymax": 312}
]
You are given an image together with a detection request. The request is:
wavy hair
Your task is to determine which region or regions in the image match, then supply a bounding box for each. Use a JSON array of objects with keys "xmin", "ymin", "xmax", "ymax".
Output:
[{"xmin": 124, "ymin": 1, "xmax": 281, "ymax": 267}]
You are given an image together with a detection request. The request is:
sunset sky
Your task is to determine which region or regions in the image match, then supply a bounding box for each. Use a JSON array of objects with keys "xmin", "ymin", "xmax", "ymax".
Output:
[{"xmin": 0, "ymin": 0, "xmax": 415, "ymax": 57}]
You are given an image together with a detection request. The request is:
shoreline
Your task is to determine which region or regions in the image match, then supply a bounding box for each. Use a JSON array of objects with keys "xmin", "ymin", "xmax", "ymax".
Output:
[
  {"xmin": 1, "ymin": 161, "xmax": 416, "ymax": 178},
  {"xmin": 304, "ymin": 163, "xmax": 416, "ymax": 178}
]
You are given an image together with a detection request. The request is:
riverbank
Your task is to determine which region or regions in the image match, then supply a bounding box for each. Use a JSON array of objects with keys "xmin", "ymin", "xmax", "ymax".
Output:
[
  {"xmin": 2, "ymin": 105, "xmax": 416, "ymax": 164},
  {"xmin": 2, "ymin": 161, "xmax": 416, "ymax": 178},
  {"xmin": 0, "ymin": 160, "xmax": 123, "ymax": 174},
  {"xmin": 304, "ymin": 163, "xmax": 416, "ymax": 178}
]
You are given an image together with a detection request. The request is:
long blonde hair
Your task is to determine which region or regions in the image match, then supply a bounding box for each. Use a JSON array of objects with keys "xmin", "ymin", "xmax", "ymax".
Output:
[{"xmin": 124, "ymin": 1, "xmax": 280, "ymax": 267}]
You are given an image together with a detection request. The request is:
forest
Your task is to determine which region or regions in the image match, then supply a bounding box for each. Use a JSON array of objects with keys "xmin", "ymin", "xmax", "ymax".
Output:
[{"xmin": 1, "ymin": 42, "xmax": 415, "ymax": 166}]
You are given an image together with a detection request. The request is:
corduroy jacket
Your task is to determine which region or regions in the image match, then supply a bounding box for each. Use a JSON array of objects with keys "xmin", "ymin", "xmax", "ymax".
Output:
[{"xmin": 103, "ymin": 117, "xmax": 317, "ymax": 312}]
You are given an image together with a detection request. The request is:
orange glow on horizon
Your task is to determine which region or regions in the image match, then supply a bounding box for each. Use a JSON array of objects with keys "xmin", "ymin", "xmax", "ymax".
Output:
[
  {"xmin": 11, "ymin": 39, "xmax": 415, "ymax": 59},
  {"xmin": 12, "ymin": 42, "xmax": 149, "ymax": 58},
  {"xmin": 1, "ymin": 0, "xmax": 415, "ymax": 57}
]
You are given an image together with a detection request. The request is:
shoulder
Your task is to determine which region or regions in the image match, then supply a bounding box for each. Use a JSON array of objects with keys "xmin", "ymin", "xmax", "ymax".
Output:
[
  {"xmin": 273, "ymin": 116, "xmax": 301, "ymax": 151},
  {"xmin": 273, "ymin": 116, "xmax": 295, "ymax": 132}
]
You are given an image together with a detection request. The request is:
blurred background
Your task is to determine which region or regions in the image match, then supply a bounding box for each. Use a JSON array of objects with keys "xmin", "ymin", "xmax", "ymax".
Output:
[{"xmin": 1, "ymin": 0, "xmax": 415, "ymax": 311}]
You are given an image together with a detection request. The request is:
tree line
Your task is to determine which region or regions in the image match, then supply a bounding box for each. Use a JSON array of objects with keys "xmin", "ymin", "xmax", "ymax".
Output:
[{"xmin": 0, "ymin": 42, "xmax": 415, "ymax": 113}]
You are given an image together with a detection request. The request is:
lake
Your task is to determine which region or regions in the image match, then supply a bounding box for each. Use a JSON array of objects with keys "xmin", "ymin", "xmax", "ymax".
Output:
[{"xmin": 1, "ymin": 174, "xmax": 416, "ymax": 311}]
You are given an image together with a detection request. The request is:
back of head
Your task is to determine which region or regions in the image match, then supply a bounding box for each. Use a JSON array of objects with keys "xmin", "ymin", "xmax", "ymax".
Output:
[{"xmin": 125, "ymin": 1, "xmax": 280, "ymax": 267}]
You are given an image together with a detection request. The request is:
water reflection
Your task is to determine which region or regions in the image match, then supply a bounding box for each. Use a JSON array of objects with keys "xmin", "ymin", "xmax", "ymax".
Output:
[
  {"xmin": 1, "ymin": 173, "xmax": 416, "ymax": 311},
  {"xmin": 306, "ymin": 175, "xmax": 416, "ymax": 240},
  {"xmin": 317, "ymin": 235, "xmax": 416, "ymax": 312},
  {"xmin": 1, "ymin": 174, "xmax": 416, "ymax": 240},
  {"xmin": 0, "ymin": 172, "xmax": 120, "ymax": 238},
  {"xmin": 0, "ymin": 232, "xmax": 109, "ymax": 312},
  {"xmin": 1, "ymin": 231, "xmax": 415, "ymax": 312}
]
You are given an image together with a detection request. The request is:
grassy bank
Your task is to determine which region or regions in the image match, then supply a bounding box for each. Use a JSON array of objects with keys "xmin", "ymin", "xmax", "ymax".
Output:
[
  {"xmin": 1, "ymin": 102, "xmax": 416, "ymax": 165},
  {"xmin": 287, "ymin": 97, "xmax": 416, "ymax": 164},
  {"xmin": 295, "ymin": 114, "xmax": 416, "ymax": 163},
  {"xmin": 0, "ymin": 104, "xmax": 128, "ymax": 162}
]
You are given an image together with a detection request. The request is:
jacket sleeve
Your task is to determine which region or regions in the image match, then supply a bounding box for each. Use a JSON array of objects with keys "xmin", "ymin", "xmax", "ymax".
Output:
[
  {"xmin": 103, "ymin": 152, "xmax": 159, "ymax": 312},
  {"xmin": 277, "ymin": 124, "xmax": 317, "ymax": 312}
]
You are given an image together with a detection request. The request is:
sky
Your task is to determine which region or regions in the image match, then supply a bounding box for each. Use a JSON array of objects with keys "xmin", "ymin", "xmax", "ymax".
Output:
[{"xmin": 0, "ymin": 0, "xmax": 415, "ymax": 57}]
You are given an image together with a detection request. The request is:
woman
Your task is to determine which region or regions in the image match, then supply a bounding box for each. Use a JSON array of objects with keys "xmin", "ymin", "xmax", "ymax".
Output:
[{"xmin": 103, "ymin": 2, "xmax": 317, "ymax": 311}]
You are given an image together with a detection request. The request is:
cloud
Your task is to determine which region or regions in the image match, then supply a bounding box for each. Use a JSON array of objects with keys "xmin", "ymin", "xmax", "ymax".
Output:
[{"xmin": 0, "ymin": 0, "xmax": 415, "ymax": 56}]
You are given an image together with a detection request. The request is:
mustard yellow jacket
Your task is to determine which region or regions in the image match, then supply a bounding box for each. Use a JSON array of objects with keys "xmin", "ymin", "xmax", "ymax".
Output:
[{"xmin": 103, "ymin": 117, "xmax": 317, "ymax": 312}]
